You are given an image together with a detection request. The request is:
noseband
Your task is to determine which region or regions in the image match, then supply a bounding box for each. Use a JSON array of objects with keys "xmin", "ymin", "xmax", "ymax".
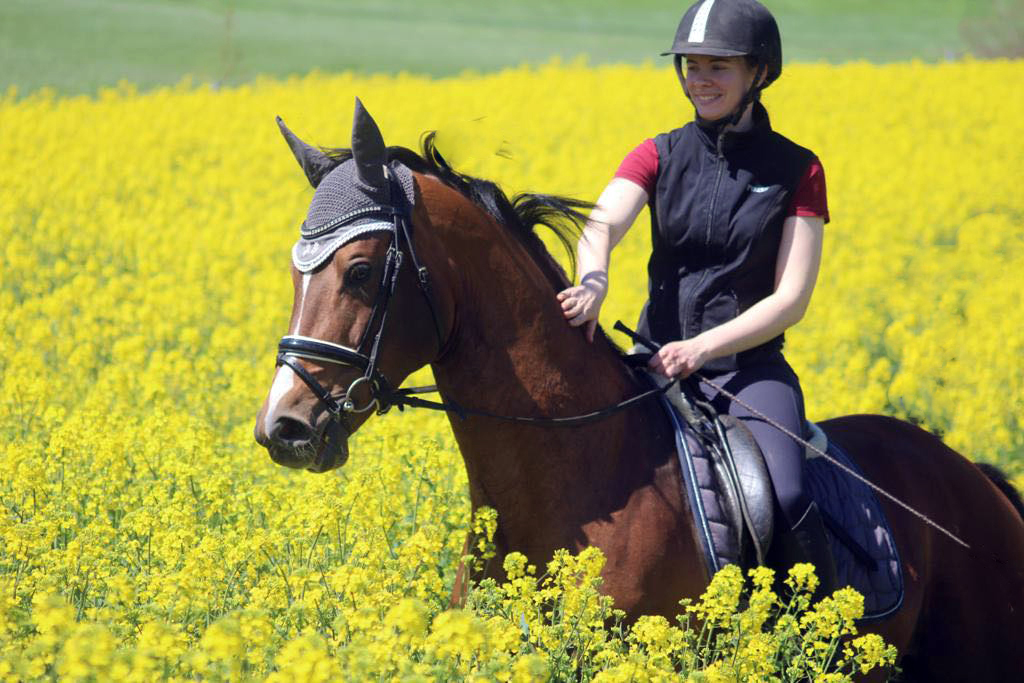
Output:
[{"xmin": 275, "ymin": 177, "xmax": 445, "ymax": 418}]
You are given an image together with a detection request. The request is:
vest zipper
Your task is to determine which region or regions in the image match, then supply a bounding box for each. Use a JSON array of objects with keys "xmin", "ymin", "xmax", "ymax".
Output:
[
  {"xmin": 706, "ymin": 137, "xmax": 727, "ymax": 245},
  {"xmin": 682, "ymin": 147, "xmax": 726, "ymax": 340}
]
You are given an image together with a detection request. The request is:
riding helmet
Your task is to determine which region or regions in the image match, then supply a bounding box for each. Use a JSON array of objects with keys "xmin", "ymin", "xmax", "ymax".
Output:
[{"xmin": 663, "ymin": 0, "xmax": 783, "ymax": 88}]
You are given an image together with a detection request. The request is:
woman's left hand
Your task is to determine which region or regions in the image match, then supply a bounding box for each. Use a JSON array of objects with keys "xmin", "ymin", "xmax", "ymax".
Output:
[{"xmin": 648, "ymin": 338, "xmax": 710, "ymax": 379}]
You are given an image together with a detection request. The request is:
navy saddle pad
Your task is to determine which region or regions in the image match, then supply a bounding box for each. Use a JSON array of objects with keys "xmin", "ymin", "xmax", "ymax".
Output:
[{"xmin": 659, "ymin": 395, "xmax": 904, "ymax": 620}]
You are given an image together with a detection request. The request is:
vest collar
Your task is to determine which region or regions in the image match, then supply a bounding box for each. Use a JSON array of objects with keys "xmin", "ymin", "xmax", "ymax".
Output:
[{"xmin": 694, "ymin": 102, "xmax": 772, "ymax": 154}]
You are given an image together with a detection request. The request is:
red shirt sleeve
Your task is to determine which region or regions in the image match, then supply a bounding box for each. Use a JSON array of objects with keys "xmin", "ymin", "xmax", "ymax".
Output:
[
  {"xmin": 613, "ymin": 138, "xmax": 658, "ymax": 196},
  {"xmin": 788, "ymin": 157, "xmax": 830, "ymax": 224}
]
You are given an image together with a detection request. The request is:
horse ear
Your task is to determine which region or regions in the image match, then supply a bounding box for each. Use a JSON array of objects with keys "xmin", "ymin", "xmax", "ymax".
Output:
[
  {"xmin": 276, "ymin": 116, "xmax": 335, "ymax": 188},
  {"xmin": 351, "ymin": 97, "xmax": 387, "ymax": 190}
]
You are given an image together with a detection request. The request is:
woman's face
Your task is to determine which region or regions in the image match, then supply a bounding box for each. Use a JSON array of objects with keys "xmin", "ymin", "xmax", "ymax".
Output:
[{"xmin": 684, "ymin": 55, "xmax": 757, "ymax": 122}]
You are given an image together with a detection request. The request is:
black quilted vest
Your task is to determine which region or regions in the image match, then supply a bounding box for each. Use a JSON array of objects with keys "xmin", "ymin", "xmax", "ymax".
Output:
[{"xmin": 637, "ymin": 103, "xmax": 816, "ymax": 374}]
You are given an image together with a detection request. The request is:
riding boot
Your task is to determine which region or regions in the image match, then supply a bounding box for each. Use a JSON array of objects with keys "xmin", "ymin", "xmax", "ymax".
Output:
[
  {"xmin": 780, "ymin": 501, "xmax": 840, "ymax": 602},
  {"xmin": 793, "ymin": 501, "xmax": 840, "ymax": 601}
]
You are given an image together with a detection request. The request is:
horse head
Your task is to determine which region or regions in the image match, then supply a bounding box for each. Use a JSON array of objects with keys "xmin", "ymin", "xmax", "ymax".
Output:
[{"xmin": 254, "ymin": 99, "xmax": 453, "ymax": 472}]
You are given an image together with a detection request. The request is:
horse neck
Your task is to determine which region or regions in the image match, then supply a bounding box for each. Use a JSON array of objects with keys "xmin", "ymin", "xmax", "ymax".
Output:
[{"xmin": 424, "ymin": 186, "xmax": 671, "ymax": 551}]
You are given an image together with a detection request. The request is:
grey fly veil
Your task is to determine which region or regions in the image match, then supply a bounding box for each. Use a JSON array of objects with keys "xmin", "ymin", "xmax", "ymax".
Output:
[
  {"xmin": 277, "ymin": 98, "xmax": 415, "ymax": 273},
  {"xmin": 274, "ymin": 98, "xmax": 442, "ymax": 418}
]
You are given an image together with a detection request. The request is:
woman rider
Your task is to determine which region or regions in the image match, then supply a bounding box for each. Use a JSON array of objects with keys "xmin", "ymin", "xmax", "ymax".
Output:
[{"xmin": 556, "ymin": 0, "xmax": 837, "ymax": 592}]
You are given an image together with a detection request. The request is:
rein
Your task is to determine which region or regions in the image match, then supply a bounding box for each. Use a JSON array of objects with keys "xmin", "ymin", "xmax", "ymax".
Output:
[
  {"xmin": 380, "ymin": 377, "xmax": 676, "ymax": 427},
  {"xmin": 277, "ymin": 177, "xmax": 974, "ymax": 555},
  {"xmin": 276, "ymin": 177, "xmax": 674, "ymax": 427}
]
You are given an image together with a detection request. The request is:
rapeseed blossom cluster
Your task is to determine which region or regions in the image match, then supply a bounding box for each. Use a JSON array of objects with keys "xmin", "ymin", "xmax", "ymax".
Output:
[{"xmin": 1, "ymin": 58, "xmax": 1021, "ymax": 679}]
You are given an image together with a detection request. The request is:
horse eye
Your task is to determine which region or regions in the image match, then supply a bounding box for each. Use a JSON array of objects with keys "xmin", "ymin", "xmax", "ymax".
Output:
[{"xmin": 345, "ymin": 262, "xmax": 373, "ymax": 287}]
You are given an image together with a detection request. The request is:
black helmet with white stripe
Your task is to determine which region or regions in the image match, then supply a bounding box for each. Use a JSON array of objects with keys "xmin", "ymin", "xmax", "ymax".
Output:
[{"xmin": 664, "ymin": 0, "xmax": 783, "ymax": 88}]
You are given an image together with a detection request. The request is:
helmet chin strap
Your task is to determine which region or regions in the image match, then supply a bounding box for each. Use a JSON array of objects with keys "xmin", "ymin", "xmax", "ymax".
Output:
[{"xmin": 674, "ymin": 55, "xmax": 767, "ymax": 150}]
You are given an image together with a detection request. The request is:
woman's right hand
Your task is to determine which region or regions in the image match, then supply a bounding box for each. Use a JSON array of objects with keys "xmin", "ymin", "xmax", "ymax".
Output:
[
  {"xmin": 556, "ymin": 272, "xmax": 608, "ymax": 342},
  {"xmin": 556, "ymin": 176, "xmax": 648, "ymax": 343}
]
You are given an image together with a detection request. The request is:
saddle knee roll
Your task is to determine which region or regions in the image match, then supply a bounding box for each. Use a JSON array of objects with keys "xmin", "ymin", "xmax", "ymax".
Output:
[{"xmin": 714, "ymin": 415, "xmax": 774, "ymax": 566}]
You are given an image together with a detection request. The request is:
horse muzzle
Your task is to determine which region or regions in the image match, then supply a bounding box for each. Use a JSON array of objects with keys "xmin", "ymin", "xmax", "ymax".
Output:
[{"xmin": 256, "ymin": 413, "xmax": 350, "ymax": 473}]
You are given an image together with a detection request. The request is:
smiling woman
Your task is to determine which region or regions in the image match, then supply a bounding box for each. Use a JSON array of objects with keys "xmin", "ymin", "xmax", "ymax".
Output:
[
  {"xmin": 558, "ymin": 0, "xmax": 837, "ymax": 598},
  {"xmin": 683, "ymin": 55, "xmax": 762, "ymax": 123}
]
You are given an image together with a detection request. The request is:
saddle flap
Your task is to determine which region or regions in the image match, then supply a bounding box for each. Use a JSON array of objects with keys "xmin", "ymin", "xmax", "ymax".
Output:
[{"xmin": 716, "ymin": 415, "xmax": 775, "ymax": 565}]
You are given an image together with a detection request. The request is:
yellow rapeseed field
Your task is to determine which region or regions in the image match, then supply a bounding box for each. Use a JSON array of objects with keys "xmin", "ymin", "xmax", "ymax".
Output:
[{"xmin": 1, "ymin": 58, "xmax": 1021, "ymax": 680}]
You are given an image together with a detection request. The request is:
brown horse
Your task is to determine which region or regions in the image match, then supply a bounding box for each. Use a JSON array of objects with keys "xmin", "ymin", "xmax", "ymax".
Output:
[{"xmin": 254, "ymin": 101, "xmax": 1024, "ymax": 680}]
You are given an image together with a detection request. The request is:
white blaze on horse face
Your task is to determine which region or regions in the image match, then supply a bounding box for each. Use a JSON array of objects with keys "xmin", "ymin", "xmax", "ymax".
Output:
[
  {"xmin": 265, "ymin": 273, "xmax": 311, "ymax": 435},
  {"xmin": 292, "ymin": 273, "xmax": 312, "ymax": 336},
  {"xmin": 265, "ymin": 363, "xmax": 296, "ymax": 436}
]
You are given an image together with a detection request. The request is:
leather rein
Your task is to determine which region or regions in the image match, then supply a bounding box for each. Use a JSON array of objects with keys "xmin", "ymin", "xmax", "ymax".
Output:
[
  {"xmin": 273, "ymin": 176, "xmax": 975, "ymax": 553},
  {"xmin": 275, "ymin": 182, "xmax": 674, "ymax": 427}
]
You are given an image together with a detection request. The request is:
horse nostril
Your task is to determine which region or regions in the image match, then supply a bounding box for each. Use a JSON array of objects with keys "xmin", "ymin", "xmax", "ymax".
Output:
[{"xmin": 271, "ymin": 416, "xmax": 315, "ymax": 447}]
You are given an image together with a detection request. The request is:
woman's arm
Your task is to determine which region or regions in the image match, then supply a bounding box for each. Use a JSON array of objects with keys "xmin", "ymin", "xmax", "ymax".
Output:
[
  {"xmin": 649, "ymin": 214, "xmax": 825, "ymax": 378},
  {"xmin": 557, "ymin": 178, "xmax": 649, "ymax": 341}
]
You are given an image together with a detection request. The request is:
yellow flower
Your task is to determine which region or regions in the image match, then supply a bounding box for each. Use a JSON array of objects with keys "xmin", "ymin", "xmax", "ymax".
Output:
[
  {"xmin": 386, "ymin": 598, "xmax": 430, "ymax": 643},
  {"xmin": 785, "ymin": 563, "xmax": 820, "ymax": 597},
  {"xmin": 510, "ymin": 653, "xmax": 549, "ymax": 682},
  {"xmin": 850, "ymin": 633, "xmax": 898, "ymax": 674},
  {"xmin": 198, "ymin": 614, "xmax": 246, "ymax": 676},
  {"xmin": 5, "ymin": 57, "xmax": 1019, "ymax": 680},
  {"xmin": 426, "ymin": 609, "xmax": 489, "ymax": 662},
  {"xmin": 266, "ymin": 631, "xmax": 343, "ymax": 683},
  {"xmin": 31, "ymin": 592, "xmax": 75, "ymax": 644},
  {"xmin": 687, "ymin": 564, "xmax": 744, "ymax": 627},
  {"xmin": 57, "ymin": 623, "xmax": 118, "ymax": 681}
]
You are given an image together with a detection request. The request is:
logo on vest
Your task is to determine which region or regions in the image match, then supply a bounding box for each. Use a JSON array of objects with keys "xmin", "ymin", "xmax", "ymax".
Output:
[{"xmin": 748, "ymin": 184, "xmax": 771, "ymax": 193}]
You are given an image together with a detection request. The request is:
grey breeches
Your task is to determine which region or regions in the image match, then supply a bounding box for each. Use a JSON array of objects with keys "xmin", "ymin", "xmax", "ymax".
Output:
[{"xmin": 697, "ymin": 353, "xmax": 812, "ymax": 530}]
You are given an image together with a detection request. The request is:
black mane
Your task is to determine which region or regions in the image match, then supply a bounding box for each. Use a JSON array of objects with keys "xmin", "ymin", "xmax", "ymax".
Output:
[{"xmin": 323, "ymin": 134, "xmax": 593, "ymax": 291}]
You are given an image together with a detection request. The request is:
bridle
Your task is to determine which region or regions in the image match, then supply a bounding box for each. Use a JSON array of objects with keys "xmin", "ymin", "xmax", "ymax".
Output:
[
  {"xmin": 271, "ymin": 169, "xmax": 980, "ymax": 558},
  {"xmin": 274, "ymin": 170, "xmax": 676, "ymax": 428},
  {"xmin": 277, "ymin": 213, "xmax": 975, "ymax": 549},
  {"xmin": 275, "ymin": 172, "xmax": 445, "ymax": 418}
]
